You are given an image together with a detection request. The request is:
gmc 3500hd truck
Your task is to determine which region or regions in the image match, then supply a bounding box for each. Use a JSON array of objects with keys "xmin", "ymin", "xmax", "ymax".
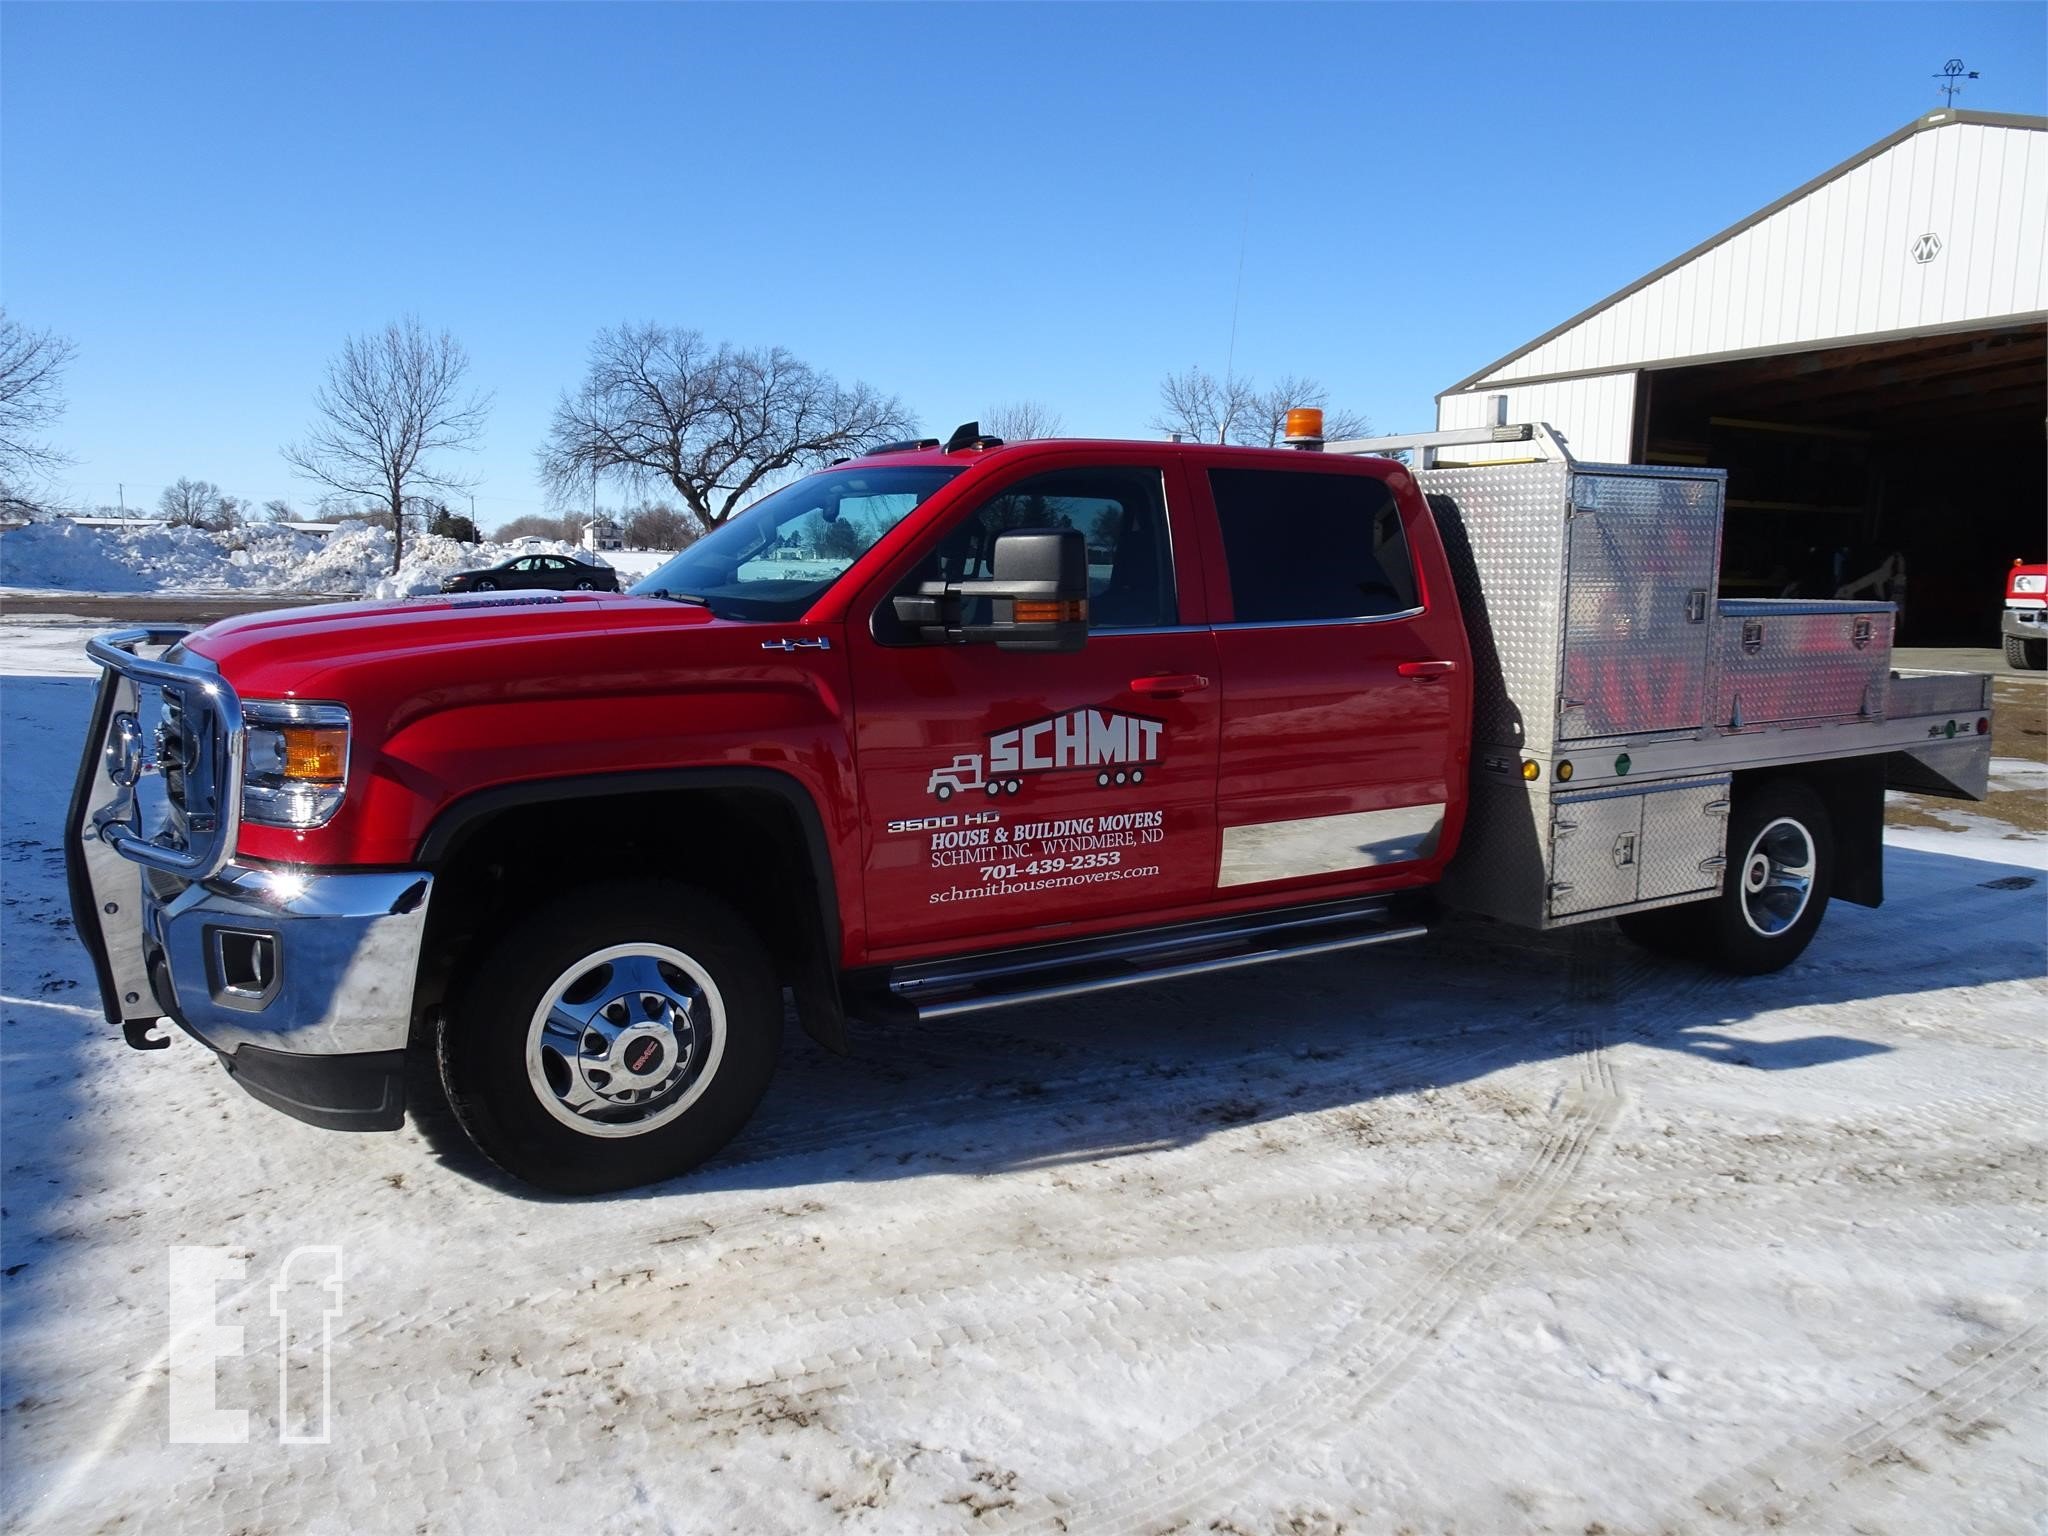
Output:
[{"xmin": 70, "ymin": 419, "xmax": 1995, "ymax": 1192}]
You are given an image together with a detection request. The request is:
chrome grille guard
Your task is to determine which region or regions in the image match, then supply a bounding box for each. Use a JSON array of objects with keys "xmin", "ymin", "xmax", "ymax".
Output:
[{"xmin": 83, "ymin": 626, "xmax": 246, "ymax": 878}]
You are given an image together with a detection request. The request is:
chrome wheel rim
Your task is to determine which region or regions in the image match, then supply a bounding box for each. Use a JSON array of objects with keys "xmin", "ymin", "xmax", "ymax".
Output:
[
  {"xmin": 525, "ymin": 943, "xmax": 725, "ymax": 1137},
  {"xmin": 1739, "ymin": 817, "xmax": 1816, "ymax": 937}
]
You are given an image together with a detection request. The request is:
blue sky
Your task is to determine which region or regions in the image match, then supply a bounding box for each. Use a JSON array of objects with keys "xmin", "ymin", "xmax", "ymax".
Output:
[{"xmin": 5, "ymin": 2, "xmax": 2043, "ymax": 528}]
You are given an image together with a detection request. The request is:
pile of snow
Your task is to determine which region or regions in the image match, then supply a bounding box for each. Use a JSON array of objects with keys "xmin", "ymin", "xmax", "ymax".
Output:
[{"xmin": 0, "ymin": 516, "xmax": 629, "ymax": 600}]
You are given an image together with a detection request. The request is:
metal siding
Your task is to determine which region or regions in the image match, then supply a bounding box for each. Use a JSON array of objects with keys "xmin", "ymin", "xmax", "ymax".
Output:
[
  {"xmin": 1468, "ymin": 121, "xmax": 2045, "ymax": 387},
  {"xmin": 2015, "ymin": 131, "xmax": 2047, "ymax": 312}
]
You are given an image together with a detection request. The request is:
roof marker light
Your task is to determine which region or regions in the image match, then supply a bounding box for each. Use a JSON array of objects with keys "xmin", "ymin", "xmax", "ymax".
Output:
[{"xmin": 1285, "ymin": 408, "xmax": 1325, "ymax": 450}]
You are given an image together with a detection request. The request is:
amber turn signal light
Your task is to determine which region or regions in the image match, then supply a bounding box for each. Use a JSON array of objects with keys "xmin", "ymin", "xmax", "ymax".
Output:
[
  {"xmin": 1013, "ymin": 599, "xmax": 1087, "ymax": 624},
  {"xmin": 1521, "ymin": 760, "xmax": 1541, "ymax": 782},
  {"xmin": 281, "ymin": 726, "xmax": 348, "ymax": 781}
]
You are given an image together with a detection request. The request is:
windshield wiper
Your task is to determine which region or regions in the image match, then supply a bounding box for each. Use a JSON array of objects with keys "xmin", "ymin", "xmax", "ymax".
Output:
[{"xmin": 642, "ymin": 588, "xmax": 712, "ymax": 607}]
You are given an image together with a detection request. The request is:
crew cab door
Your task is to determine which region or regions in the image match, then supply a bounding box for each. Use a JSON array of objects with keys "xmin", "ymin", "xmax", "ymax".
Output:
[
  {"xmin": 847, "ymin": 453, "xmax": 1219, "ymax": 955},
  {"xmin": 1190, "ymin": 456, "xmax": 1469, "ymax": 893}
]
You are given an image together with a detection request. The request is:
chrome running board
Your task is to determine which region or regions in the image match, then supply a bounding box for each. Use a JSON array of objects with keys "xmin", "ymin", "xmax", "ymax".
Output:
[{"xmin": 880, "ymin": 896, "xmax": 1428, "ymax": 1022}]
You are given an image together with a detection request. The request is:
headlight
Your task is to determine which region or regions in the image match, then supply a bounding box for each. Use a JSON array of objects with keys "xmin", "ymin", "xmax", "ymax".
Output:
[
  {"xmin": 242, "ymin": 701, "xmax": 350, "ymax": 828},
  {"xmin": 2014, "ymin": 574, "xmax": 2046, "ymax": 594}
]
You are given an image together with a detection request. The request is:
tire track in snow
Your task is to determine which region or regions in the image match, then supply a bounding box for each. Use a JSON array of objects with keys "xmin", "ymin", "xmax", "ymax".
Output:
[
  {"xmin": 1674, "ymin": 1321, "xmax": 2048, "ymax": 1532},
  {"xmin": 993, "ymin": 928, "xmax": 1628, "ymax": 1535}
]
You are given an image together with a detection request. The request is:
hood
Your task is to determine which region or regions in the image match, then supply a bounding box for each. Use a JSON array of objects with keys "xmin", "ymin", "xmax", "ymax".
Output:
[{"xmin": 184, "ymin": 591, "xmax": 723, "ymax": 697}]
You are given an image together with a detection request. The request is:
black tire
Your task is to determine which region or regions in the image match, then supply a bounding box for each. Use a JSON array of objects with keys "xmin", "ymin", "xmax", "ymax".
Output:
[
  {"xmin": 575, "ymin": 579, "xmax": 596, "ymax": 590},
  {"xmin": 2006, "ymin": 632, "xmax": 2047, "ymax": 670},
  {"xmin": 1620, "ymin": 777, "xmax": 1835, "ymax": 975},
  {"xmin": 439, "ymin": 880, "xmax": 781, "ymax": 1194},
  {"xmin": 474, "ymin": 578, "xmax": 497, "ymax": 592}
]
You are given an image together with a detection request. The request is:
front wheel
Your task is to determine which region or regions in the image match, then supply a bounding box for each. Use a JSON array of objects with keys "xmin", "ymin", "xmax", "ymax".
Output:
[
  {"xmin": 2006, "ymin": 632, "xmax": 2046, "ymax": 670},
  {"xmin": 1619, "ymin": 777, "xmax": 1835, "ymax": 975},
  {"xmin": 439, "ymin": 881, "xmax": 782, "ymax": 1193}
]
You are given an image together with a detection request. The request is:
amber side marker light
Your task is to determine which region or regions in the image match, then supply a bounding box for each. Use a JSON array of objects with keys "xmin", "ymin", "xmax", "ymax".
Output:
[
  {"xmin": 1521, "ymin": 760, "xmax": 1541, "ymax": 782},
  {"xmin": 1013, "ymin": 599, "xmax": 1087, "ymax": 624},
  {"xmin": 1556, "ymin": 760, "xmax": 1575, "ymax": 782},
  {"xmin": 282, "ymin": 726, "xmax": 348, "ymax": 781}
]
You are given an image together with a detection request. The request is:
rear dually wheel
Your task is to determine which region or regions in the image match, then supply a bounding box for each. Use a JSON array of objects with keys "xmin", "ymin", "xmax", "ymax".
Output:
[{"xmin": 1618, "ymin": 776, "xmax": 1835, "ymax": 975}]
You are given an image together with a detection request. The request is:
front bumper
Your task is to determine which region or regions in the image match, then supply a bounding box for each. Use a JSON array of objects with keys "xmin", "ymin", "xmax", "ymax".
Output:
[
  {"xmin": 144, "ymin": 864, "xmax": 430, "ymax": 1130},
  {"xmin": 2002, "ymin": 605, "xmax": 2045, "ymax": 640},
  {"xmin": 69, "ymin": 628, "xmax": 429, "ymax": 1132}
]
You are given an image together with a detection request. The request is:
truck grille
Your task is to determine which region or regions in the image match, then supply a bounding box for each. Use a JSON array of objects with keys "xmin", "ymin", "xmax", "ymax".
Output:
[
  {"xmin": 83, "ymin": 626, "xmax": 247, "ymax": 880},
  {"xmin": 142, "ymin": 660, "xmax": 231, "ymax": 852}
]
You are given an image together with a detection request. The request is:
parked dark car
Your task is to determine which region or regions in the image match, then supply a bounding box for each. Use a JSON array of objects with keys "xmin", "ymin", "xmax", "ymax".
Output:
[{"xmin": 441, "ymin": 554, "xmax": 620, "ymax": 594}]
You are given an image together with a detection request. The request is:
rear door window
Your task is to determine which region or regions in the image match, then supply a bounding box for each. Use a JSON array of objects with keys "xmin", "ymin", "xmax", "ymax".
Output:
[{"xmin": 1207, "ymin": 468, "xmax": 1419, "ymax": 623}]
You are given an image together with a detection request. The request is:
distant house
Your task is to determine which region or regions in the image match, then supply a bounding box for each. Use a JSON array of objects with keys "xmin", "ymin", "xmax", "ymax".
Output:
[{"xmin": 581, "ymin": 516, "xmax": 623, "ymax": 553}]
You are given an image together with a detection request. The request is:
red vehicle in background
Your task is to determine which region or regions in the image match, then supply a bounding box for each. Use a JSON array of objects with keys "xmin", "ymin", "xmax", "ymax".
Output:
[
  {"xmin": 68, "ymin": 418, "xmax": 1996, "ymax": 1193},
  {"xmin": 2004, "ymin": 559, "xmax": 2047, "ymax": 670}
]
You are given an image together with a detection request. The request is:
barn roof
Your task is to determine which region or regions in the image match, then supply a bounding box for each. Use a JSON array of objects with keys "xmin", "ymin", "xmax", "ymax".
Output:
[{"xmin": 1442, "ymin": 108, "xmax": 2048, "ymax": 397}]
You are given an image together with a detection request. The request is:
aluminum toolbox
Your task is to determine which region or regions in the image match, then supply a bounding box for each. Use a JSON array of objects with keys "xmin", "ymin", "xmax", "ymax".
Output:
[
  {"xmin": 1420, "ymin": 456, "xmax": 1724, "ymax": 751},
  {"xmin": 1443, "ymin": 773, "xmax": 1731, "ymax": 925},
  {"xmin": 1713, "ymin": 599, "xmax": 1893, "ymax": 729}
]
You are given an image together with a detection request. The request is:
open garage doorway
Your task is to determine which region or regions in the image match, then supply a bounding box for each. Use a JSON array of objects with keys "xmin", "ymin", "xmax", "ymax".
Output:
[{"xmin": 1637, "ymin": 322, "xmax": 2045, "ymax": 644}]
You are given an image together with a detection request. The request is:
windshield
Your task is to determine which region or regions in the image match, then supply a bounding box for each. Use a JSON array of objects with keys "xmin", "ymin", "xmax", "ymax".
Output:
[{"xmin": 631, "ymin": 466, "xmax": 963, "ymax": 620}]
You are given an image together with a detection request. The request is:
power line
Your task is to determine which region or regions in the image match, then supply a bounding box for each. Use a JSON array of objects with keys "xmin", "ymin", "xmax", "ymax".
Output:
[{"xmin": 1224, "ymin": 172, "xmax": 1254, "ymax": 383}]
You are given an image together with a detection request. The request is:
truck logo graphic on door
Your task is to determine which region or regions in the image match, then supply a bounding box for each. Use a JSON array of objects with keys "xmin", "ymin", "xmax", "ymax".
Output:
[{"xmin": 926, "ymin": 706, "xmax": 1165, "ymax": 800}]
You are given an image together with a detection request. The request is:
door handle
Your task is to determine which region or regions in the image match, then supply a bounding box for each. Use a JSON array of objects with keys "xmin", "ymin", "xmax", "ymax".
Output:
[
  {"xmin": 1129, "ymin": 673, "xmax": 1211, "ymax": 698},
  {"xmin": 1396, "ymin": 660, "xmax": 1458, "ymax": 679}
]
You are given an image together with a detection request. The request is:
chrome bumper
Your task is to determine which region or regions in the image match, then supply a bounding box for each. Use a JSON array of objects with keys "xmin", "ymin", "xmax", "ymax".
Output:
[
  {"xmin": 144, "ymin": 863, "xmax": 432, "ymax": 1057},
  {"xmin": 69, "ymin": 628, "xmax": 428, "ymax": 1130},
  {"xmin": 2002, "ymin": 606, "xmax": 2045, "ymax": 639}
]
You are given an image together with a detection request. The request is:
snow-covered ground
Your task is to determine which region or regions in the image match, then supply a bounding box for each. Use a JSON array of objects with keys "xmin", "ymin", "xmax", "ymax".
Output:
[
  {"xmin": 2, "ymin": 626, "xmax": 2043, "ymax": 1535},
  {"xmin": 0, "ymin": 517, "xmax": 678, "ymax": 601}
]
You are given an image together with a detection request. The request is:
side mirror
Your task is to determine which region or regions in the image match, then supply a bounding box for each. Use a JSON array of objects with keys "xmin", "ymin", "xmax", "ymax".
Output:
[{"xmin": 892, "ymin": 527, "xmax": 1090, "ymax": 652}]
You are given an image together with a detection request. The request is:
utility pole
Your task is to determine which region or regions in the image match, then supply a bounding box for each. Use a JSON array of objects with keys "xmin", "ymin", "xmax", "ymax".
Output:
[
  {"xmin": 117, "ymin": 483, "xmax": 124, "ymax": 516},
  {"xmin": 1934, "ymin": 58, "xmax": 1979, "ymax": 107}
]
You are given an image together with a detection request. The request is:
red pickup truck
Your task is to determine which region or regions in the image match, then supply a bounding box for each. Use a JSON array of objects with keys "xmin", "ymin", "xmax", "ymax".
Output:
[
  {"xmin": 70, "ymin": 420, "xmax": 1994, "ymax": 1192},
  {"xmin": 2005, "ymin": 559, "xmax": 2047, "ymax": 669}
]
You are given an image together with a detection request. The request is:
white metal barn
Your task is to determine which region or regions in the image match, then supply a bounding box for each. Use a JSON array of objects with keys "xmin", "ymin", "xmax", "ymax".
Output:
[{"xmin": 1437, "ymin": 108, "xmax": 2046, "ymax": 642}]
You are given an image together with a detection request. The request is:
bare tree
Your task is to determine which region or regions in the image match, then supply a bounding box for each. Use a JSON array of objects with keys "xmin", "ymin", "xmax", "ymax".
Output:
[
  {"xmin": 1150, "ymin": 365, "xmax": 1259, "ymax": 445},
  {"xmin": 541, "ymin": 323, "xmax": 918, "ymax": 532},
  {"xmin": 159, "ymin": 478, "xmax": 240, "ymax": 531},
  {"xmin": 261, "ymin": 498, "xmax": 297, "ymax": 523},
  {"xmin": 983, "ymin": 401, "xmax": 1064, "ymax": 441},
  {"xmin": 282, "ymin": 317, "xmax": 491, "ymax": 573},
  {"xmin": 493, "ymin": 512, "xmax": 578, "ymax": 543},
  {"xmin": 0, "ymin": 310, "xmax": 78, "ymax": 493},
  {"xmin": 622, "ymin": 501, "xmax": 695, "ymax": 550},
  {"xmin": 1151, "ymin": 365, "xmax": 1370, "ymax": 446}
]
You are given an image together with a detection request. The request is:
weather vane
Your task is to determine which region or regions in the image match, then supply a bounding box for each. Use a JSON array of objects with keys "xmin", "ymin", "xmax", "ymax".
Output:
[{"xmin": 1934, "ymin": 58, "xmax": 1979, "ymax": 107}]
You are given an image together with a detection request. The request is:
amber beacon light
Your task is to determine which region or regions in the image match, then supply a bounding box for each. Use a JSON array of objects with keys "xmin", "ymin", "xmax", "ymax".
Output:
[{"xmin": 1284, "ymin": 407, "xmax": 1325, "ymax": 450}]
